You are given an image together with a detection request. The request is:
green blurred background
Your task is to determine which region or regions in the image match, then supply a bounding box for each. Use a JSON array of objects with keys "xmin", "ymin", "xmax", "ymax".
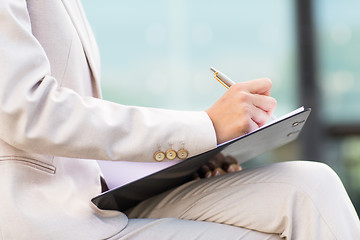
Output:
[{"xmin": 83, "ymin": 0, "xmax": 360, "ymax": 213}]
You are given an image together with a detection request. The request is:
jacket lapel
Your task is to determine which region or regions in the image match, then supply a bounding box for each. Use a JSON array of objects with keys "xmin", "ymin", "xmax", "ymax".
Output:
[{"xmin": 61, "ymin": 0, "xmax": 102, "ymax": 98}]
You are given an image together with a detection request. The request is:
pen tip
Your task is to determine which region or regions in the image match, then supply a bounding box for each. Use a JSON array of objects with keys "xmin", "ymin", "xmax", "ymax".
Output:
[{"xmin": 210, "ymin": 67, "xmax": 216, "ymax": 73}]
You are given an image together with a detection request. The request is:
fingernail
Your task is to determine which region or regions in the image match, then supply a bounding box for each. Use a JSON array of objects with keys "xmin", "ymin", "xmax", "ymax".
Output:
[
  {"xmin": 213, "ymin": 169, "xmax": 221, "ymax": 176},
  {"xmin": 213, "ymin": 168, "xmax": 225, "ymax": 176},
  {"xmin": 205, "ymin": 171, "xmax": 212, "ymax": 178},
  {"xmin": 227, "ymin": 164, "xmax": 237, "ymax": 172}
]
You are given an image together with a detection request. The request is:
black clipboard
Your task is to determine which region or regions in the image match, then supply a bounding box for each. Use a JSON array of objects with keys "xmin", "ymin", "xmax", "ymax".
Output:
[{"xmin": 92, "ymin": 108, "xmax": 311, "ymax": 212}]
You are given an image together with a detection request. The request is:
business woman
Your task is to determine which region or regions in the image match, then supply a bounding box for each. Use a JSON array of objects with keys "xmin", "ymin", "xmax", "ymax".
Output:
[{"xmin": 0, "ymin": 0, "xmax": 359, "ymax": 239}]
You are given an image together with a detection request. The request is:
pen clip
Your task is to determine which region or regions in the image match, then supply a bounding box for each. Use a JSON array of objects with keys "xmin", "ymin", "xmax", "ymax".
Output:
[{"xmin": 214, "ymin": 72, "xmax": 230, "ymax": 89}]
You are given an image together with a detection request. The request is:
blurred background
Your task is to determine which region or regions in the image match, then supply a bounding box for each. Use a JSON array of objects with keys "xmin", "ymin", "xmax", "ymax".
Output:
[{"xmin": 83, "ymin": 0, "xmax": 360, "ymax": 213}]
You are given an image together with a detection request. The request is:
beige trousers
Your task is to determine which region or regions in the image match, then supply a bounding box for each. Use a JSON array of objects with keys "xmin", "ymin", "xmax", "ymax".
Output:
[{"xmin": 114, "ymin": 161, "xmax": 360, "ymax": 239}]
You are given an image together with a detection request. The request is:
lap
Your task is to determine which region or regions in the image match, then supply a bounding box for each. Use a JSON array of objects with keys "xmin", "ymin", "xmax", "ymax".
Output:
[
  {"xmin": 126, "ymin": 161, "xmax": 334, "ymax": 219},
  {"xmin": 112, "ymin": 218, "xmax": 281, "ymax": 240},
  {"xmin": 125, "ymin": 161, "xmax": 354, "ymax": 239}
]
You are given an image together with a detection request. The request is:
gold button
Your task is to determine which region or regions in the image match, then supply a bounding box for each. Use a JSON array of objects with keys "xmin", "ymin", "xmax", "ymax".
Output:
[
  {"xmin": 154, "ymin": 151, "xmax": 165, "ymax": 162},
  {"xmin": 166, "ymin": 149, "xmax": 177, "ymax": 160},
  {"xmin": 177, "ymin": 149, "xmax": 189, "ymax": 159}
]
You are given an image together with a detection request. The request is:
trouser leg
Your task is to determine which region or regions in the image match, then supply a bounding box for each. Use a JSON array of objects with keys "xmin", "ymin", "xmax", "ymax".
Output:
[
  {"xmin": 127, "ymin": 161, "xmax": 360, "ymax": 239},
  {"xmin": 112, "ymin": 218, "xmax": 281, "ymax": 240}
]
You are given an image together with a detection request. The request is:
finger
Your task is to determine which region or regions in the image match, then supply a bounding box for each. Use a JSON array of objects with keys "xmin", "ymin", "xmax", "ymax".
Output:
[
  {"xmin": 199, "ymin": 164, "xmax": 212, "ymax": 178},
  {"xmin": 251, "ymin": 94, "xmax": 277, "ymax": 113},
  {"xmin": 223, "ymin": 156, "xmax": 242, "ymax": 173},
  {"xmin": 206, "ymin": 154, "xmax": 224, "ymax": 170},
  {"xmin": 243, "ymin": 114, "xmax": 261, "ymax": 133},
  {"xmin": 236, "ymin": 78, "xmax": 272, "ymax": 96},
  {"xmin": 250, "ymin": 105, "xmax": 272, "ymax": 127},
  {"xmin": 204, "ymin": 171, "xmax": 213, "ymax": 178},
  {"xmin": 198, "ymin": 153, "xmax": 226, "ymax": 178},
  {"xmin": 212, "ymin": 167, "xmax": 226, "ymax": 176},
  {"xmin": 227, "ymin": 163, "xmax": 242, "ymax": 172},
  {"xmin": 223, "ymin": 155, "xmax": 237, "ymax": 165},
  {"xmin": 213, "ymin": 153, "xmax": 226, "ymax": 167},
  {"xmin": 222, "ymin": 155, "xmax": 237, "ymax": 169},
  {"xmin": 200, "ymin": 164, "xmax": 211, "ymax": 173},
  {"xmin": 206, "ymin": 159, "xmax": 217, "ymax": 170}
]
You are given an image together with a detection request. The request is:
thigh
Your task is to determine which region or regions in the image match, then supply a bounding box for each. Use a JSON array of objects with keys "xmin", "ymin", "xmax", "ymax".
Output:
[
  {"xmin": 111, "ymin": 218, "xmax": 281, "ymax": 240},
  {"xmin": 126, "ymin": 161, "xmax": 354, "ymax": 239}
]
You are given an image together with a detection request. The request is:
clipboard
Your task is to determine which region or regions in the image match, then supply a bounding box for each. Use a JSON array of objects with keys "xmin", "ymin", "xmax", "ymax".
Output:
[{"xmin": 92, "ymin": 107, "xmax": 311, "ymax": 212}]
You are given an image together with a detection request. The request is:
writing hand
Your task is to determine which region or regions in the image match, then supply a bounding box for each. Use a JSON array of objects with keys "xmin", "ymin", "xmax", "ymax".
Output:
[{"xmin": 206, "ymin": 78, "xmax": 277, "ymax": 144}]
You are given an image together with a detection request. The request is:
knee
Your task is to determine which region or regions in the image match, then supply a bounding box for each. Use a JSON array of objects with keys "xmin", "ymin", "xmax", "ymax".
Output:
[
  {"xmin": 302, "ymin": 161, "xmax": 340, "ymax": 184},
  {"xmin": 282, "ymin": 161, "xmax": 344, "ymax": 196}
]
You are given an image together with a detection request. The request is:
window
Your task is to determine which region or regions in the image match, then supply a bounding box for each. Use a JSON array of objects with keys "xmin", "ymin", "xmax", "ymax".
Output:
[
  {"xmin": 83, "ymin": 0, "xmax": 360, "ymax": 213},
  {"xmin": 83, "ymin": 0, "xmax": 297, "ymax": 114}
]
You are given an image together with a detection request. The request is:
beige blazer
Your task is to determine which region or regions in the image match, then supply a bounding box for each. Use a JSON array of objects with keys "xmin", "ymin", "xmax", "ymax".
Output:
[{"xmin": 0, "ymin": 0, "xmax": 217, "ymax": 239}]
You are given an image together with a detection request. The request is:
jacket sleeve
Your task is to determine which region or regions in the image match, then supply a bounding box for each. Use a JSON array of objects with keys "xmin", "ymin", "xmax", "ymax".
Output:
[{"xmin": 0, "ymin": 0, "xmax": 217, "ymax": 162}]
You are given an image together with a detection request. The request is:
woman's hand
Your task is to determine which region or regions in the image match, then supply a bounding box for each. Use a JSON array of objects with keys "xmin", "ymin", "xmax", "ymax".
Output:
[
  {"xmin": 194, "ymin": 153, "xmax": 242, "ymax": 179},
  {"xmin": 206, "ymin": 78, "xmax": 277, "ymax": 144}
]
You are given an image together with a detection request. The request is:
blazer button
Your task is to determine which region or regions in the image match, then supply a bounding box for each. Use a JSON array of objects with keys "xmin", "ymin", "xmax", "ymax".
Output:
[
  {"xmin": 154, "ymin": 151, "xmax": 165, "ymax": 162},
  {"xmin": 166, "ymin": 149, "xmax": 177, "ymax": 160},
  {"xmin": 177, "ymin": 149, "xmax": 189, "ymax": 159}
]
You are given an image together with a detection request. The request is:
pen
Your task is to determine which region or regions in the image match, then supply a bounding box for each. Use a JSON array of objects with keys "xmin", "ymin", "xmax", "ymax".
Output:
[
  {"xmin": 210, "ymin": 67, "xmax": 235, "ymax": 89},
  {"xmin": 210, "ymin": 67, "xmax": 277, "ymax": 120}
]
